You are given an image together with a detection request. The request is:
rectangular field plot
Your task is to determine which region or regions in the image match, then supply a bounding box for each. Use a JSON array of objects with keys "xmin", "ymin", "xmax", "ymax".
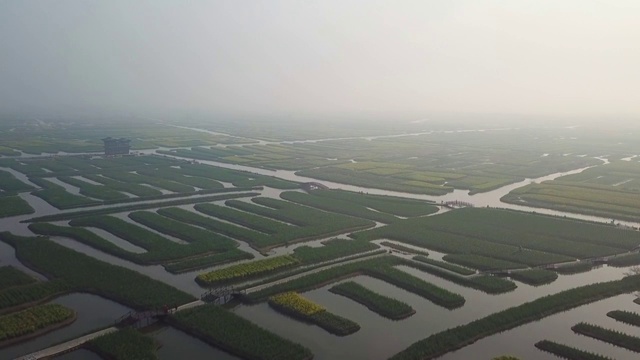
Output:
[{"xmin": 353, "ymin": 208, "xmax": 640, "ymax": 271}]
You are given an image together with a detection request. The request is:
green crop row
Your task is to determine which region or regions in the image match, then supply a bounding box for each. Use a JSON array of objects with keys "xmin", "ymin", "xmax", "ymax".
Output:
[
  {"xmin": 0, "ymin": 266, "xmax": 36, "ymax": 291},
  {"xmin": 280, "ymin": 191, "xmax": 399, "ymax": 224},
  {"xmin": 0, "ymin": 232, "xmax": 194, "ymax": 310},
  {"xmin": 382, "ymin": 242, "xmax": 430, "ymax": 256},
  {"xmin": 607, "ymin": 310, "xmax": 640, "ymax": 327},
  {"xmin": 27, "ymin": 191, "xmax": 260, "ymax": 222},
  {"xmin": 167, "ymin": 303, "xmax": 312, "ymax": 360},
  {"xmin": 128, "ymin": 211, "xmax": 237, "ymax": 250},
  {"xmin": 329, "ymin": 281, "xmax": 415, "ymax": 320},
  {"xmin": 509, "ymin": 269, "xmax": 558, "ymax": 286},
  {"xmin": 552, "ymin": 261, "xmax": 594, "ymax": 275},
  {"xmin": 0, "ymin": 304, "xmax": 75, "ymax": 343},
  {"xmin": 535, "ymin": 340, "xmax": 613, "ymax": 360},
  {"xmin": 292, "ymin": 239, "xmax": 379, "ymax": 265},
  {"xmin": 268, "ymin": 292, "xmax": 360, "ymax": 336},
  {"xmin": 305, "ymin": 189, "xmax": 438, "ymax": 217},
  {"xmin": 389, "ymin": 273, "xmax": 640, "ymax": 360},
  {"xmin": 0, "ymin": 279, "xmax": 71, "ymax": 314},
  {"xmin": 82, "ymin": 174, "xmax": 163, "ymax": 197},
  {"xmin": 194, "ymin": 203, "xmax": 289, "ymax": 234},
  {"xmin": 58, "ymin": 176, "xmax": 129, "ymax": 201},
  {"xmin": 70, "ymin": 216, "xmax": 224, "ymax": 263},
  {"xmin": 163, "ymin": 250, "xmax": 254, "ymax": 274},
  {"xmin": 89, "ymin": 328, "xmax": 158, "ymax": 360},
  {"xmin": 30, "ymin": 177, "xmax": 101, "ymax": 209},
  {"xmin": 196, "ymin": 256, "xmax": 300, "ymax": 285},
  {"xmin": 0, "ymin": 196, "xmax": 34, "ymax": 218},
  {"xmin": 101, "ymin": 170, "xmax": 195, "ymax": 193},
  {"xmin": 442, "ymin": 254, "xmax": 525, "ymax": 271},
  {"xmin": 245, "ymin": 256, "xmax": 465, "ymax": 309},
  {"xmin": 608, "ymin": 253, "xmax": 640, "ymax": 267},
  {"xmin": 0, "ymin": 170, "xmax": 33, "ymax": 192},
  {"xmin": 412, "ymin": 256, "xmax": 475, "ymax": 276},
  {"xmin": 401, "ymin": 260, "xmax": 516, "ymax": 294},
  {"xmin": 572, "ymin": 322, "xmax": 640, "ymax": 352},
  {"xmin": 176, "ymin": 163, "xmax": 299, "ymax": 189},
  {"xmin": 136, "ymin": 167, "xmax": 223, "ymax": 190}
]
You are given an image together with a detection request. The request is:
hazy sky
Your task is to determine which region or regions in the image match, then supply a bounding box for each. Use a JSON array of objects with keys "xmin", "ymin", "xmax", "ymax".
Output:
[{"xmin": 1, "ymin": 1, "xmax": 638, "ymax": 119}]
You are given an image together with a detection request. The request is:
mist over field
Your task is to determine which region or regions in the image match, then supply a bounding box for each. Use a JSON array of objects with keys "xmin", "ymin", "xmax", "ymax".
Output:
[{"xmin": 1, "ymin": 1, "xmax": 639, "ymax": 122}]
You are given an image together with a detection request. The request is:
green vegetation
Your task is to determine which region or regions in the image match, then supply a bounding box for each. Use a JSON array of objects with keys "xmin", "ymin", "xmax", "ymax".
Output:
[
  {"xmin": 329, "ymin": 281, "xmax": 415, "ymax": 320},
  {"xmin": 163, "ymin": 250, "xmax": 254, "ymax": 274},
  {"xmin": 383, "ymin": 242, "xmax": 430, "ymax": 256},
  {"xmin": 0, "ymin": 304, "xmax": 74, "ymax": 344},
  {"xmin": 0, "ymin": 266, "xmax": 36, "ymax": 291},
  {"xmin": 553, "ymin": 261, "xmax": 594, "ymax": 274},
  {"xmin": 412, "ymin": 256, "xmax": 475, "ymax": 276},
  {"xmin": 89, "ymin": 328, "xmax": 158, "ymax": 360},
  {"xmin": 197, "ymin": 256, "xmax": 300, "ymax": 286},
  {"xmin": 607, "ymin": 310, "xmax": 640, "ymax": 327},
  {"xmin": 246, "ymin": 256, "xmax": 465, "ymax": 309},
  {"xmin": 194, "ymin": 198, "xmax": 374, "ymax": 250},
  {"xmin": 167, "ymin": 303, "xmax": 312, "ymax": 360},
  {"xmin": 58, "ymin": 176, "xmax": 129, "ymax": 201},
  {"xmin": 27, "ymin": 191, "xmax": 259, "ymax": 222},
  {"xmin": 30, "ymin": 177, "xmax": 101, "ymax": 209},
  {"xmin": 389, "ymin": 273, "xmax": 640, "ymax": 360},
  {"xmin": 492, "ymin": 357, "xmax": 520, "ymax": 360},
  {"xmin": 535, "ymin": 340, "xmax": 613, "ymax": 360},
  {"xmin": 509, "ymin": 269, "xmax": 558, "ymax": 286},
  {"xmin": 572, "ymin": 322, "xmax": 640, "ymax": 352},
  {"xmin": 0, "ymin": 279, "xmax": 71, "ymax": 314},
  {"xmin": 0, "ymin": 233, "xmax": 194, "ymax": 310},
  {"xmin": 176, "ymin": 163, "xmax": 299, "ymax": 189},
  {"xmin": 0, "ymin": 170, "xmax": 33, "ymax": 192},
  {"xmin": 354, "ymin": 208, "xmax": 640, "ymax": 270},
  {"xmin": 0, "ymin": 196, "xmax": 35, "ymax": 218},
  {"xmin": 292, "ymin": 239, "xmax": 379, "ymax": 264},
  {"xmin": 608, "ymin": 253, "xmax": 640, "ymax": 267},
  {"xmin": 268, "ymin": 292, "xmax": 360, "ymax": 335},
  {"xmin": 503, "ymin": 161, "xmax": 640, "ymax": 222}
]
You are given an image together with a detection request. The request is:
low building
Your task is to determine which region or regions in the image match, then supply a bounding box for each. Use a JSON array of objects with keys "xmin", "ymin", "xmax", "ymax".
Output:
[{"xmin": 102, "ymin": 137, "xmax": 131, "ymax": 155}]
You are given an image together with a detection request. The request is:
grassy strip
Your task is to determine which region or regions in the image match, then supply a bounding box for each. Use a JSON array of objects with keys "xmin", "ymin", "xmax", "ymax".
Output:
[
  {"xmin": 194, "ymin": 202, "xmax": 289, "ymax": 234},
  {"xmin": 572, "ymin": 322, "xmax": 640, "ymax": 352},
  {"xmin": 443, "ymin": 254, "xmax": 525, "ymax": 271},
  {"xmin": 166, "ymin": 303, "xmax": 313, "ymax": 360},
  {"xmin": 196, "ymin": 256, "xmax": 300, "ymax": 286},
  {"xmin": 280, "ymin": 191, "xmax": 399, "ymax": 224},
  {"xmin": 0, "ymin": 196, "xmax": 34, "ymax": 218},
  {"xmin": 329, "ymin": 281, "xmax": 415, "ymax": 320},
  {"xmin": 89, "ymin": 328, "xmax": 158, "ymax": 360},
  {"xmin": 128, "ymin": 211, "xmax": 237, "ymax": 250},
  {"xmin": 163, "ymin": 250, "xmax": 254, "ymax": 274},
  {"xmin": 0, "ymin": 280, "xmax": 71, "ymax": 314},
  {"xmin": 30, "ymin": 177, "xmax": 101, "ymax": 209},
  {"xmin": 0, "ymin": 304, "xmax": 75, "ymax": 345},
  {"xmin": 82, "ymin": 174, "xmax": 163, "ymax": 197},
  {"xmin": 607, "ymin": 310, "xmax": 640, "ymax": 327},
  {"xmin": 535, "ymin": 340, "xmax": 613, "ymax": 360},
  {"xmin": 509, "ymin": 269, "xmax": 558, "ymax": 286},
  {"xmin": 383, "ymin": 242, "xmax": 430, "ymax": 256},
  {"xmin": 389, "ymin": 274, "xmax": 640, "ymax": 360},
  {"xmin": 245, "ymin": 256, "xmax": 465, "ymax": 309},
  {"xmin": 26, "ymin": 191, "xmax": 260, "ymax": 223},
  {"xmin": 59, "ymin": 176, "xmax": 129, "ymax": 201},
  {"xmin": 305, "ymin": 189, "xmax": 438, "ymax": 217},
  {"xmin": 0, "ymin": 233, "xmax": 194, "ymax": 310},
  {"xmin": 0, "ymin": 170, "xmax": 33, "ymax": 192},
  {"xmin": 608, "ymin": 253, "xmax": 640, "ymax": 267},
  {"xmin": 412, "ymin": 255, "xmax": 475, "ymax": 276},
  {"xmin": 292, "ymin": 239, "xmax": 379, "ymax": 264},
  {"xmin": 70, "ymin": 215, "xmax": 233, "ymax": 262},
  {"xmin": 268, "ymin": 292, "xmax": 360, "ymax": 336},
  {"xmin": 0, "ymin": 266, "xmax": 36, "ymax": 291},
  {"xmin": 401, "ymin": 260, "xmax": 516, "ymax": 294},
  {"xmin": 553, "ymin": 261, "xmax": 594, "ymax": 274}
]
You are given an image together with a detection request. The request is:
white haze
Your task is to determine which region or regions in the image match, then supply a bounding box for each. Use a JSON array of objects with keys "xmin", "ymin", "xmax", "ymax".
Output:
[{"xmin": 0, "ymin": 1, "xmax": 638, "ymax": 121}]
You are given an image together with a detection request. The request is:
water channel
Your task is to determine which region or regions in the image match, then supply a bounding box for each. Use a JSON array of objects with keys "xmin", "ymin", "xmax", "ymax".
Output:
[{"xmin": 3, "ymin": 137, "xmax": 640, "ymax": 359}]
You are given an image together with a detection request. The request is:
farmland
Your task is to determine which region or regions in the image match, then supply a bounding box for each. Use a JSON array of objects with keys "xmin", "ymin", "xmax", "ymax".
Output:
[
  {"xmin": 89, "ymin": 328, "xmax": 159, "ymax": 360},
  {"xmin": 329, "ymin": 281, "xmax": 415, "ymax": 320},
  {"xmin": 0, "ymin": 304, "xmax": 75, "ymax": 345}
]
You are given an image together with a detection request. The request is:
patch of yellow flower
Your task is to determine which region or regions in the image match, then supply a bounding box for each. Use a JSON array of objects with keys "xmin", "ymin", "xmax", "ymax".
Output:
[{"xmin": 269, "ymin": 292, "xmax": 325, "ymax": 316}]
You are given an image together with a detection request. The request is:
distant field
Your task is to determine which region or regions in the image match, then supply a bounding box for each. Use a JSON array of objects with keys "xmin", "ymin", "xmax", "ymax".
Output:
[
  {"xmin": 503, "ymin": 161, "xmax": 640, "ymax": 222},
  {"xmin": 353, "ymin": 208, "xmax": 640, "ymax": 270}
]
